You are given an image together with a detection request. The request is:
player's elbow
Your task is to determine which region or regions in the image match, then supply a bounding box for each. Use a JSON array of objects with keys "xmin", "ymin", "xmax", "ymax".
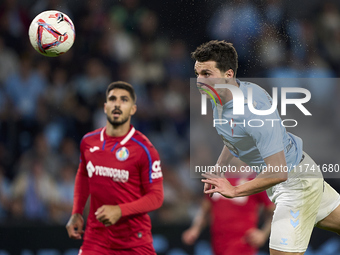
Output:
[
  {"xmin": 147, "ymin": 186, "xmax": 164, "ymax": 211},
  {"xmin": 276, "ymin": 177, "xmax": 287, "ymax": 183},
  {"xmin": 275, "ymin": 172, "xmax": 288, "ymax": 183},
  {"xmin": 154, "ymin": 188, "xmax": 164, "ymax": 210}
]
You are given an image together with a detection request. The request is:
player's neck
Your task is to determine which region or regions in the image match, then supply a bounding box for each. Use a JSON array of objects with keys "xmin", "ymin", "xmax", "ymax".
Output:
[
  {"xmin": 105, "ymin": 121, "xmax": 131, "ymax": 137},
  {"xmin": 218, "ymin": 79, "xmax": 239, "ymax": 105}
]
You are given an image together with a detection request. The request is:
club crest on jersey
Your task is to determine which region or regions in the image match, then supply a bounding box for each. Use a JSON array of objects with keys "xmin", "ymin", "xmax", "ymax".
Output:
[{"xmin": 116, "ymin": 147, "xmax": 129, "ymax": 161}]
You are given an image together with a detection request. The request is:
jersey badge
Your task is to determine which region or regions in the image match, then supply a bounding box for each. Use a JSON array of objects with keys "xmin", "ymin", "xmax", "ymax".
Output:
[{"xmin": 116, "ymin": 147, "xmax": 129, "ymax": 161}]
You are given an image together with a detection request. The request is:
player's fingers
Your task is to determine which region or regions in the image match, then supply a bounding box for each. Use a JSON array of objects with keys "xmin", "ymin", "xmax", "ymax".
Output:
[
  {"xmin": 70, "ymin": 222, "xmax": 84, "ymax": 234},
  {"xmin": 201, "ymin": 179, "xmax": 217, "ymax": 185},
  {"xmin": 204, "ymin": 187, "xmax": 219, "ymax": 194},
  {"xmin": 99, "ymin": 215, "xmax": 115, "ymax": 226},
  {"xmin": 181, "ymin": 232, "xmax": 188, "ymax": 241},
  {"xmin": 95, "ymin": 206, "xmax": 105, "ymax": 216},
  {"xmin": 209, "ymin": 185, "xmax": 215, "ymax": 197},
  {"xmin": 203, "ymin": 183, "xmax": 215, "ymax": 197},
  {"xmin": 244, "ymin": 228, "xmax": 256, "ymax": 237},
  {"xmin": 203, "ymin": 182, "xmax": 210, "ymax": 192},
  {"xmin": 66, "ymin": 224, "xmax": 75, "ymax": 232},
  {"xmin": 246, "ymin": 238, "xmax": 257, "ymax": 247},
  {"xmin": 96, "ymin": 214, "xmax": 107, "ymax": 222},
  {"xmin": 203, "ymin": 181, "xmax": 216, "ymax": 196},
  {"xmin": 201, "ymin": 173, "xmax": 219, "ymax": 179},
  {"xmin": 184, "ymin": 237, "xmax": 194, "ymax": 245},
  {"xmin": 71, "ymin": 234, "xmax": 82, "ymax": 240},
  {"xmin": 183, "ymin": 232, "xmax": 195, "ymax": 245},
  {"xmin": 68, "ymin": 229, "xmax": 81, "ymax": 239},
  {"xmin": 243, "ymin": 230, "xmax": 258, "ymax": 246},
  {"xmin": 66, "ymin": 228, "xmax": 74, "ymax": 237},
  {"xmin": 209, "ymin": 186, "xmax": 215, "ymax": 197},
  {"xmin": 79, "ymin": 222, "xmax": 85, "ymax": 230},
  {"xmin": 102, "ymin": 219, "xmax": 111, "ymax": 226}
]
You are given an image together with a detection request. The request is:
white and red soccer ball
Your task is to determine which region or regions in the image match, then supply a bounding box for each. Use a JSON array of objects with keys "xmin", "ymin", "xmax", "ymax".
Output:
[{"xmin": 29, "ymin": 10, "xmax": 75, "ymax": 57}]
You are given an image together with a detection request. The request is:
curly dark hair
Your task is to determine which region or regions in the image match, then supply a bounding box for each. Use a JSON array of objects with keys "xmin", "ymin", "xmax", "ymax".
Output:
[{"xmin": 191, "ymin": 40, "xmax": 238, "ymax": 77}]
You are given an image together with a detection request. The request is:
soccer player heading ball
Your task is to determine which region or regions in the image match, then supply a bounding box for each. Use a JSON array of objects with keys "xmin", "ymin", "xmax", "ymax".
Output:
[
  {"xmin": 195, "ymin": 40, "xmax": 340, "ymax": 255},
  {"xmin": 66, "ymin": 81, "xmax": 164, "ymax": 254}
]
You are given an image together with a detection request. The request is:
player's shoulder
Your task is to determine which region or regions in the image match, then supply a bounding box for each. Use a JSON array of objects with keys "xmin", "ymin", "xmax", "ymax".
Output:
[
  {"xmin": 81, "ymin": 127, "xmax": 103, "ymax": 145},
  {"xmin": 240, "ymin": 80, "xmax": 268, "ymax": 97},
  {"xmin": 130, "ymin": 130, "xmax": 160, "ymax": 157},
  {"xmin": 131, "ymin": 130, "xmax": 156, "ymax": 149},
  {"xmin": 241, "ymin": 80, "xmax": 274, "ymax": 113}
]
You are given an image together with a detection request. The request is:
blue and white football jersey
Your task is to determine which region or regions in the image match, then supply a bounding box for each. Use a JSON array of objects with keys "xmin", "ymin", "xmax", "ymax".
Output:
[{"xmin": 212, "ymin": 80, "xmax": 303, "ymax": 170}]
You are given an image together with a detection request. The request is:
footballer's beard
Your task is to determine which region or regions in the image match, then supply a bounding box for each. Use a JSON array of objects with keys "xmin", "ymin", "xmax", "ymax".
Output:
[{"xmin": 107, "ymin": 114, "xmax": 129, "ymax": 128}]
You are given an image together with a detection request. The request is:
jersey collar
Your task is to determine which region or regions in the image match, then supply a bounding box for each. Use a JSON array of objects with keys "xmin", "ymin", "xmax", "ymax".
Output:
[{"xmin": 100, "ymin": 125, "xmax": 136, "ymax": 145}]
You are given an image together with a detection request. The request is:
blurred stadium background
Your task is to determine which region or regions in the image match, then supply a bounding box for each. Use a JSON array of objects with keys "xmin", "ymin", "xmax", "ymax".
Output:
[{"xmin": 0, "ymin": 0, "xmax": 340, "ymax": 254}]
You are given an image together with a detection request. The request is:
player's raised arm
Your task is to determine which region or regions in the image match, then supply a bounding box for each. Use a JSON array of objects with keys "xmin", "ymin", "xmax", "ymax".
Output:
[
  {"xmin": 234, "ymin": 150, "xmax": 288, "ymax": 197},
  {"xmin": 202, "ymin": 150, "xmax": 288, "ymax": 198},
  {"xmin": 216, "ymin": 145, "xmax": 235, "ymax": 167},
  {"xmin": 204, "ymin": 145, "xmax": 235, "ymax": 197}
]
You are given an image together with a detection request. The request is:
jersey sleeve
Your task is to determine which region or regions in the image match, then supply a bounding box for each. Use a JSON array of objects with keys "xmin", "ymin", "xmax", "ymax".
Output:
[
  {"xmin": 244, "ymin": 112, "xmax": 284, "ymax": 159},
  {"xmin": 138, "ymin": 140, "xmax": 163, "ymax": 184},
  {"xmin": 119, "ymin": 181, "xmax": 163, "ymax": 217},
  {"xmin": 72, "ymin": 139, "xmax": 90, "ymax": 215},
  {"xmin": 119, "ymin": 139, "xmax": 164, "ymax": 216}
]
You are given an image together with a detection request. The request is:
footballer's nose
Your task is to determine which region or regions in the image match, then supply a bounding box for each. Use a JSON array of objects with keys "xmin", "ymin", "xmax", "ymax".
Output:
[
  {"xmin": 113, "ymin": 99, "xmax": 123, "ymax": 107},
  {"xmin": 197, "ymin": 75, "xmax": 205, "ymax": 80},
  {"xmin": 197, "ymin": 78, "xmax": 210, "ymax": 85}
]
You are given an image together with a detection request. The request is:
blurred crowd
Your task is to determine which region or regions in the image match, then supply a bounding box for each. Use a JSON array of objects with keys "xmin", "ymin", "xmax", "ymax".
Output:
[{"xmin": 0, "ymin": 0, "xmax": 339, "ymax": 226}]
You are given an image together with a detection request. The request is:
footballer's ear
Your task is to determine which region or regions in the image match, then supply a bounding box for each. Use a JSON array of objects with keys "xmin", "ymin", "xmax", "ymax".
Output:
[
  {"xmin": 130, "ymin": 104, "xmax": 137, "ymax": 116},
  {"xmin": 224, "ymin": 69, "xmax": 234, "ymax": 78},
  {"xmin": 104, "ymin": 102, "xmax": 107, "ymax": 114}
]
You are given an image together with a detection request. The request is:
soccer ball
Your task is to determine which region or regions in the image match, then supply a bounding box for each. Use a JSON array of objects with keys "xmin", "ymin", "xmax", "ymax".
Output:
[{"xmin": 28, "ymin": 10, "xmax": 75, "ymax": 57}]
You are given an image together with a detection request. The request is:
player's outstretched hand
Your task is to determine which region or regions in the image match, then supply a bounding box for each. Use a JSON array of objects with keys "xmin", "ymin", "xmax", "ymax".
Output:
[
  {"xmin": 95, "ymin": 205, "xmax": 122, "ymax": 227},
  {"xmin": 201, "ymin": 172, "xmax": 236, "ymax": 198},
  {"xmin": 203, "ymin": 181, "xmax": 215, "ymax": 198},
  {"xmin": 202, "ymin": 165, "xmax": 225, "ymax": 197},
  {"xmin": 182, "ymin": 226, "xmax": 200, "ymax": 245},
  {"xmin": 244, "ymin": 228, "xmax": 267, "ymax": 248},
  {"xmin": 66, "ymin": 213, "xmax": 84, "ymax": 240}
]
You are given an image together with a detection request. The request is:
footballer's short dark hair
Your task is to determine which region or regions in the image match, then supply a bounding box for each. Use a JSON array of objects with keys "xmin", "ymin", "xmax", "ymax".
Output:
[
  {"xmin": 191, "ymin": 40, "xmax": 238, "ymax": 76},
  {"xmin": 106, "ymin": 81, "xmax": 136, "ymax": 103}
]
